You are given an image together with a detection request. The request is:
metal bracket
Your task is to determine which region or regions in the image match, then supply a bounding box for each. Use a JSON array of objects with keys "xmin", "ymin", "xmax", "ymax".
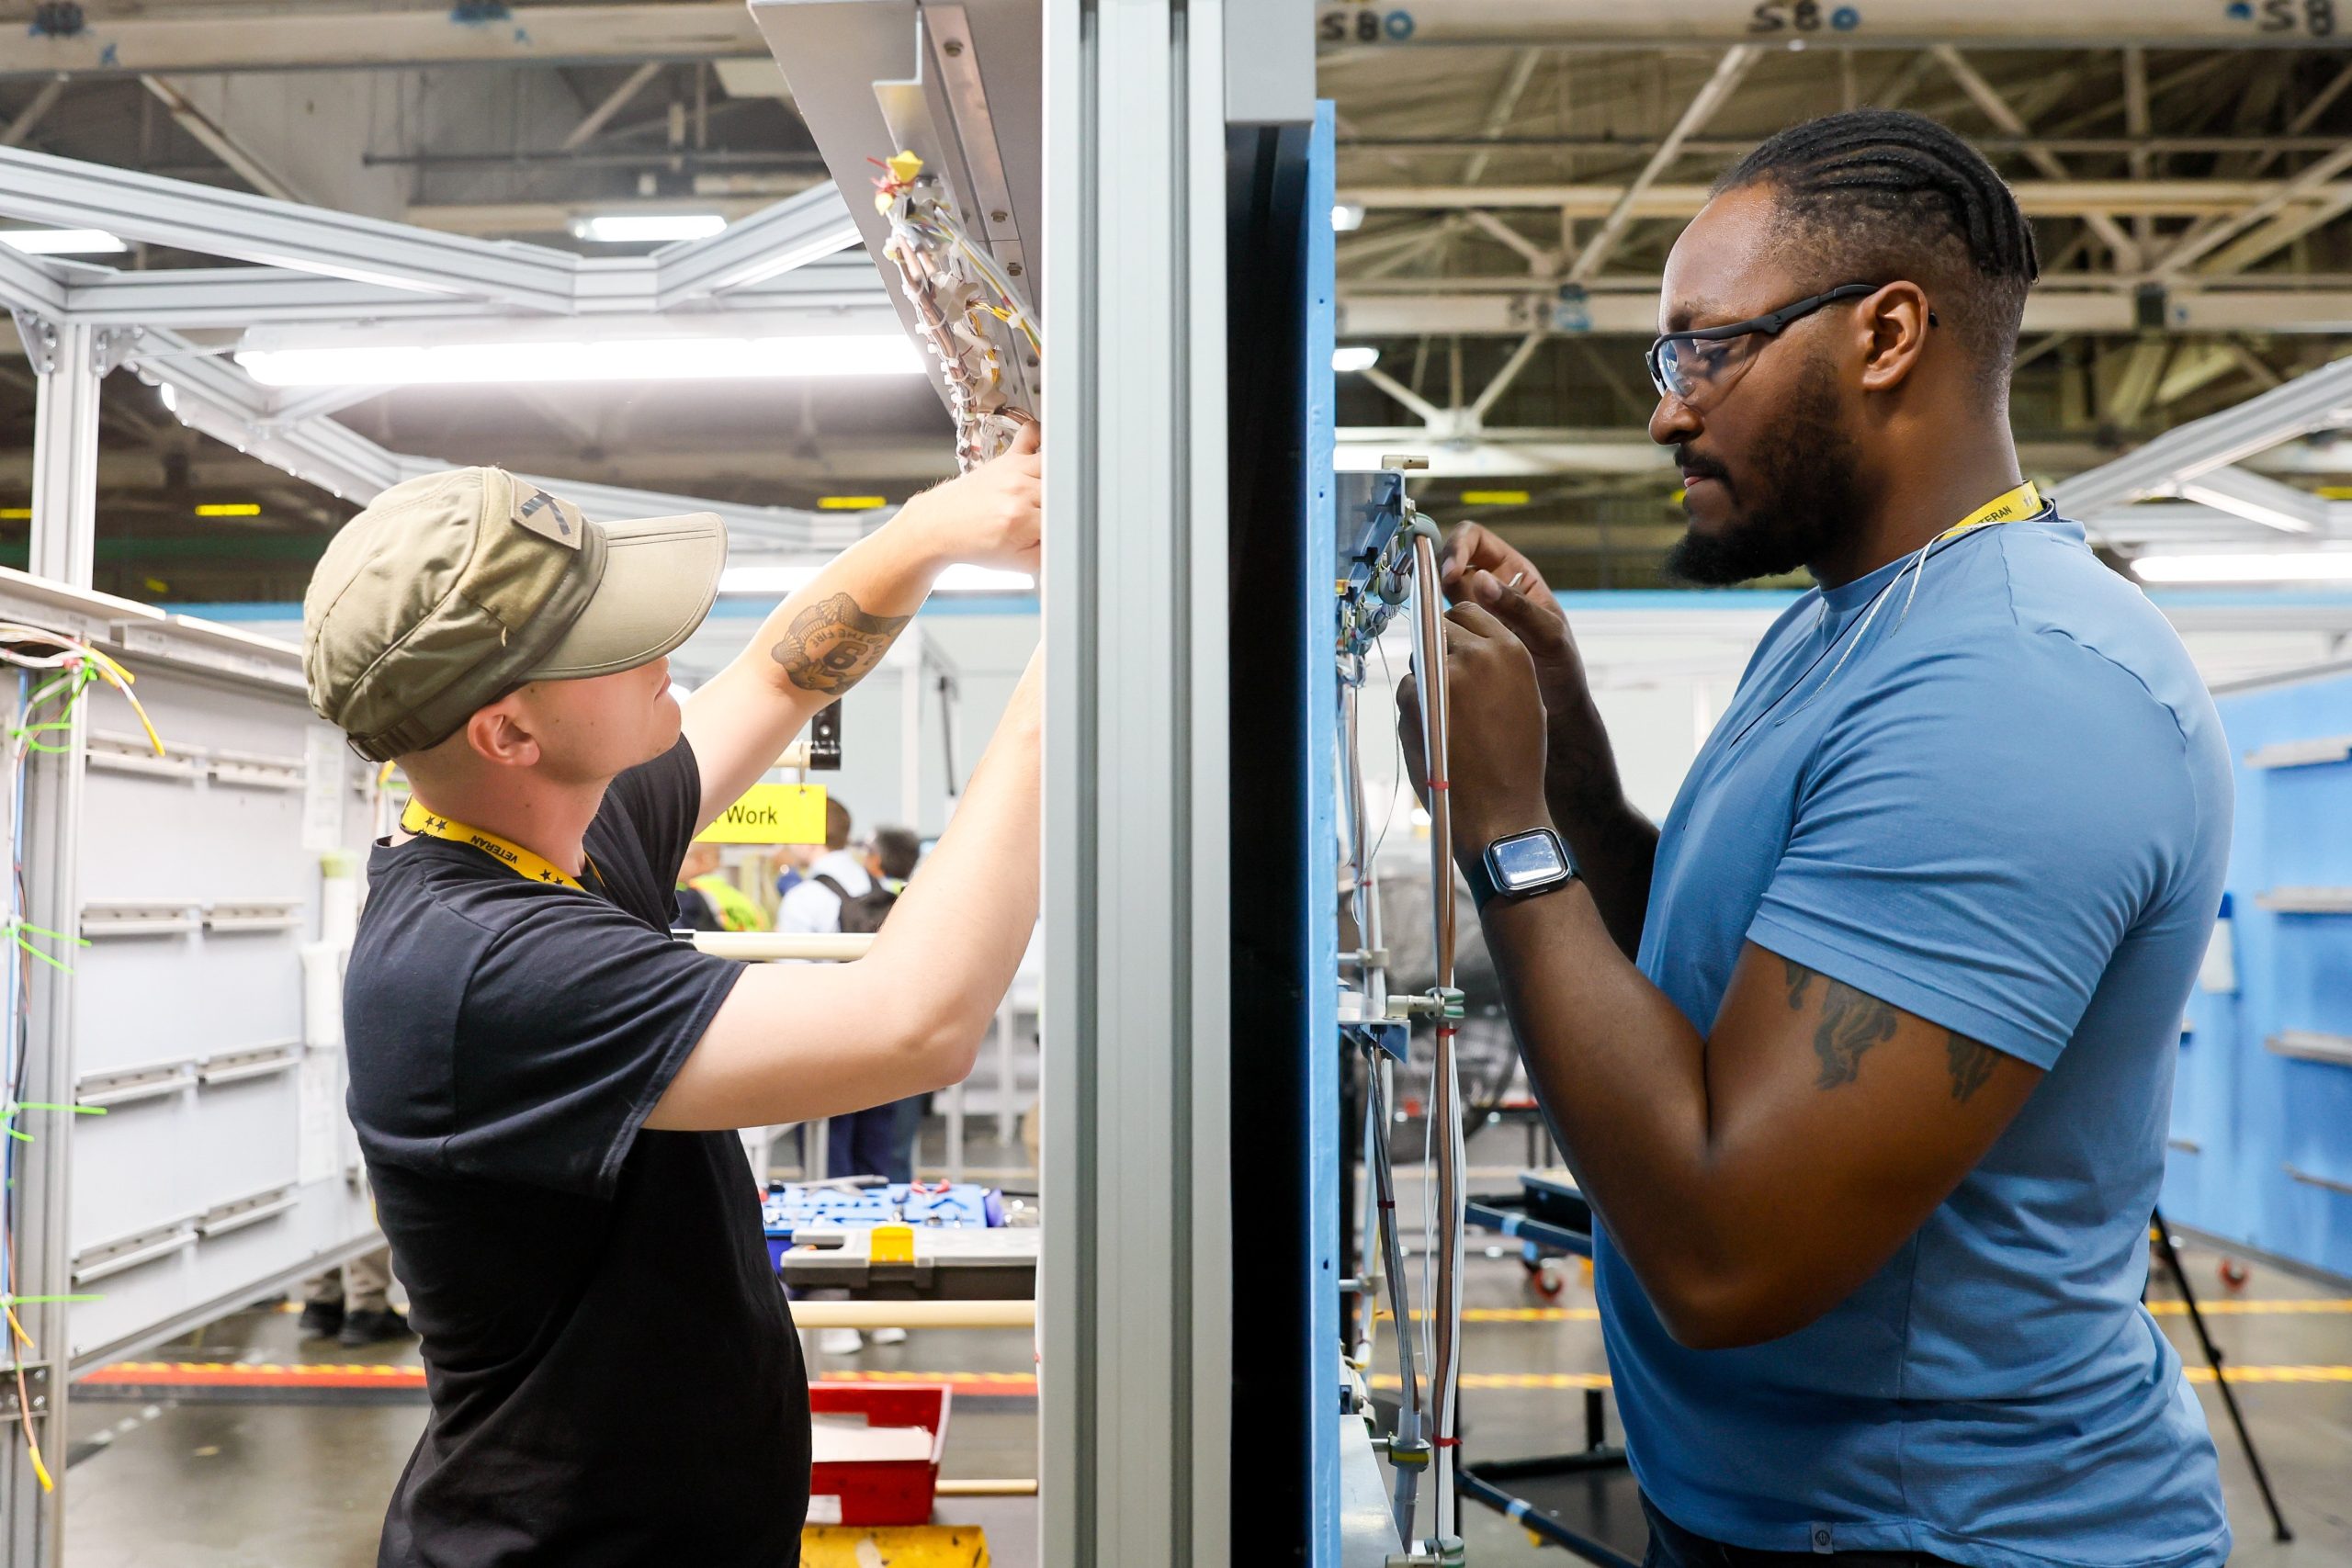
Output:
[
  {"xmin": 1385, "ymin": 987, "xmax": 1464, "ymax": 1022},
  {"xmin": 11, "ymin": 309, "xmax": 57, "ymax": 376},
  {"xmin": 92, "ymin": 325, "xmax": 142, "ymax": 377},
  {"xmin": 0, "ymin": 1364, "xmax": 51, "ymax": 1421}
]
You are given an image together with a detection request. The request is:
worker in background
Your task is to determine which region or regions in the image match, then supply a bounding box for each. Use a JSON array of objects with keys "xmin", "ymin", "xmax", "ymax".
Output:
[
  {"xmin": 676, "ymin": 840, "xmax": 769, "ymax": 933},
  {"xmin": 297, "ymin": 1246, "xmax": 412, "ymax": 1348},
  {"xmin": 302, "ymin": 422, "xmax": 1041, "ymax": 1566},
  {"xmin": 777, "ymin": 797, "xmax": 865, "ymax": 932},
  {"xmin": 807, "ymin": 823, "xmax": 926, "ymax": 1358},
  {"xmin": 1417, "ymin": 112, "xmax": 2230, "ymax": 1568},
  {"xmin": 771, "ymin": 840, "xmax": 820, "ymax": 902}
]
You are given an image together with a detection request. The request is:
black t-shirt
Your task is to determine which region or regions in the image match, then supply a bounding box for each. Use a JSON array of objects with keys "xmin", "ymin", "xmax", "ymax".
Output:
[{"xmin": 345, "ymin": 738, "xmax": 807, "ymax": 1567}]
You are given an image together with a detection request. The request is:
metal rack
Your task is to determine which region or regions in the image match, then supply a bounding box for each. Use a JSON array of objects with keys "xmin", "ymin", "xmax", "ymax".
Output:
[
  {"xmin": 0, "ymin": 142, "xmax": 897, "ymax": 581},
  {"xmin": 0, "ymin": 570, "xmax": 384, "ymax": 1564}
]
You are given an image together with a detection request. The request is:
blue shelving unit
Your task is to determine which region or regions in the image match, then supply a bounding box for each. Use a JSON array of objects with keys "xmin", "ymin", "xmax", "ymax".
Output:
[{"xmin": 2166, "ymin": 662, "xmax": 2352, "ymax": 1278}]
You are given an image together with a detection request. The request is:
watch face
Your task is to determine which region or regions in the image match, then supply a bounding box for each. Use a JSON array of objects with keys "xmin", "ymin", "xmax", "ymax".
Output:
[{"xmin": 1490, "ymin": 830, "xmax": 1567, "ymax": 892}]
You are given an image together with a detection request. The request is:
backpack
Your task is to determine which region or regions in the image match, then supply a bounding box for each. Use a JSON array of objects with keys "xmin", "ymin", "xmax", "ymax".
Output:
[{"xmin": 811, "ymin": 873, "xmax": 897, "ymax": 935}]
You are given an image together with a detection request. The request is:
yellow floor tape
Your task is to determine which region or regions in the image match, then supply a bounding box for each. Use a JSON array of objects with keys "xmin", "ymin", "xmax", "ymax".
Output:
[
  {"xmin": 801, "ymin": 1525, "xmax": 989, "ymax": 1567},
  {"xmin": 1368, "ymin": 1366, "xmax": 2352, "ymax": 1392},
  {"xmin": 2149, "ymin": 1298, "xmax": 2352, "ymax": 1315},
  {"xmin": 1380, "ymin": 1300, "xmax": 2352, "ymax": 1325}
]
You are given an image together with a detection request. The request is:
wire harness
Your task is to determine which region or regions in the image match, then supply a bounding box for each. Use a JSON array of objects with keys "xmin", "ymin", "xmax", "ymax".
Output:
[{"xmin": 872, "ymin": 151, "xmax": 1042, "ymax": 473}]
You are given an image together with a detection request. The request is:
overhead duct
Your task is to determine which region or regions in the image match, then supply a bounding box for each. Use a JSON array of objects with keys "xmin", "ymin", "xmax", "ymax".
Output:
[{"xmin": 1314, "ymin": 0, "xmax": 2352, "ymax": 49}]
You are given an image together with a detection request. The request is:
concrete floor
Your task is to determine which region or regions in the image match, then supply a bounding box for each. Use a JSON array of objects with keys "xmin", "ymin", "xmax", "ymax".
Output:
[{"xmin": 55, "ymin": 1132, "xmax": 2352, "ymax": 1567}]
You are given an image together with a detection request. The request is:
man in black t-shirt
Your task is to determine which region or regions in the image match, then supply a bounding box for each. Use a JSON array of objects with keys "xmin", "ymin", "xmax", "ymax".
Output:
[{"xmin": 300, "ymin": 430, "xmax": 1042, "ymax": 1568}]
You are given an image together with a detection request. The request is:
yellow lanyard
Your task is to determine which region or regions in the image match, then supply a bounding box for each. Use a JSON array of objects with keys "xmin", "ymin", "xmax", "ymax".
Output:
[
  {"xmin": 1937, "ymin": 479, "xmax": 2043, "ymax": 543},
  {"xmin": 400, "ymin": 799, "xmax": 597, "ymax": 893}
]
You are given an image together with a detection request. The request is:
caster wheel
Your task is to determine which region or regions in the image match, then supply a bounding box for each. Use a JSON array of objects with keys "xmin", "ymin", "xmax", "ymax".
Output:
[
  {"xmin": 1524, "ymin": 1257, "xmax": 1566, "ymax": 1300},
  {"xmin": 2219, "ymin": 1258, "xmax": 2251, "ymax": 1292}
]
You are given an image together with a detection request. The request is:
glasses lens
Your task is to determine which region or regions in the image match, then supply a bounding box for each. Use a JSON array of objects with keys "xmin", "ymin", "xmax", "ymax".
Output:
[{"xmin": 1647, "ymin": 340, "xmax": 1680, "ymax": 400}]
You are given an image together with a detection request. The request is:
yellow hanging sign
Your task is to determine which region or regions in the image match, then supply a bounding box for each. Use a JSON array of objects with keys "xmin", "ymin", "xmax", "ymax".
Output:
[{"xmin": 695, "ymin": 783, "xmax": 829, "ymax": 845}]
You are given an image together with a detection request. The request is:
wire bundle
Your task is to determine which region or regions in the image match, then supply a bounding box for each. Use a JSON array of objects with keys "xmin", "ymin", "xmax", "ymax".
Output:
[
  {"xmin": 871, "ymin": 152, "xmax": 1042, "ymax": 472},
  {"xmin": 0, "ymin": 625, "xmax": 163, "ymax": 1490}
]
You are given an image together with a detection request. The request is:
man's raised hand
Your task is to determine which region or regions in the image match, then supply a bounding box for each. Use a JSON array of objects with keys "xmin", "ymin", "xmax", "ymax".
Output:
[{"xmin": 905, "ymin": 420, "xmax": 1043, "ymax": 575}]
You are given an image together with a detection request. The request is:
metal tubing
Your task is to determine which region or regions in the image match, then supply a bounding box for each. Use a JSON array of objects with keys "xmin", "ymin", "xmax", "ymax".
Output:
[
  {"xmin": 690, "ymin": 931, "xmax": 875, "ymax": 962},
  {"xmin": 1411, "ymin": 529, "xmax": 1464, "ymax": 1549},
  {"xmin": 1412, "ymin": 534, "xmax": 1455, "ymax": 988},
  {"xmin": 787, "ymin": 1300, "xmax": 1034, "ymax": 1329},
  {"xmin": 1363, "ymin": 1052, "xmax": 1425, "ymax": 1542}
]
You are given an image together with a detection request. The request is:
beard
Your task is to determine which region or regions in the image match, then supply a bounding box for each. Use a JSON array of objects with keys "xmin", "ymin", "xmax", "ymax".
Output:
[{"xmin": 1663, "ymin": 354, "xmax": 1865, "ymax": 587}]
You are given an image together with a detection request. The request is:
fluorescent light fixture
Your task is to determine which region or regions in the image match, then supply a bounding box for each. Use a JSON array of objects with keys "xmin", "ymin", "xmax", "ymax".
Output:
[
  {"xmin": 1332, "ymin": 203, "xmax": 1365, "ymax": 231},
  {"xmin": 234, "ymin": 334, "xmax": 925, "ymax": 387},
  {"xmin": 0, "ymin": 228, "xmax": 127, "ymax": 255},
  {"xmin": 157, "ymin": 383, "xmax": 178, "ymax": 415},
  {"xmin": 719, "ymin": 564, "xmax": 1034, "ymax": 596},
  {"xmin": 2131, "ymin": 552, "xmax": 2352, "ymax": 584},
  {"xmin": 194, "ymin": 502, "xmax": 261, "ymax": 517},
  {"xmin": 1333, "ymin": 345, "xmax": 1380, "ymax": 374},
  {"xmin": 571, "ymin": 213, "xmax": 729, "ymax": 243}
]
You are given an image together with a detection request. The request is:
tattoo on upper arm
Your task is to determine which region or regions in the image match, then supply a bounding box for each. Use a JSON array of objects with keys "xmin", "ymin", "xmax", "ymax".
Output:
[
  {"xmin": 1781, "ymin": 960, "xmax": 1897, "ymax": 1089},
  {"xmin": 770, "ymin": 592, "xmax": 913, "ymax": 695},
  {"xmin": 1783, "ymin": 959, "xmax": 2005, "ymax": 1102},
  {"xmin": 1945, "ymin": 1032, "xmax": 2001, "ymax": 1102}
]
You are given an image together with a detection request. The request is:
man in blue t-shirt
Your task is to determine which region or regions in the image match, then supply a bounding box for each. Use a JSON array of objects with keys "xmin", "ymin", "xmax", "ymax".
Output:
[{"xmin": 1415, "ymin": 110, "xmax": 2232, "ymax": 1568}]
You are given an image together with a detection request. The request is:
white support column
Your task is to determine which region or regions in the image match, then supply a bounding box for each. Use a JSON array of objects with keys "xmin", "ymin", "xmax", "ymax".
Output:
[
  {"xmin": 1, "ymin": 562, "xmax": 92, "ymax": 1568},
  {"xmin": 16, "ymin": 312, "xmax": 106, "ymax": 589},
  {"xmin": 1041, "ymin": 0, "xmax": 1251, "ymax": 1562}
]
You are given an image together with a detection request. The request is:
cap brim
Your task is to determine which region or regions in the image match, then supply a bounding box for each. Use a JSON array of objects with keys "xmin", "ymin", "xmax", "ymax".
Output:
[{"xmin": 526, "ymin": 512, "xmax": 726, "ymax": 680}]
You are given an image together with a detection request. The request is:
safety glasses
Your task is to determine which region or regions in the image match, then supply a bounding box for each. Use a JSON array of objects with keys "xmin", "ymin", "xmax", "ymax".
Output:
[{"xmin": 1645, "ymin": 282, "xmax": 1885, "ymax": 410}]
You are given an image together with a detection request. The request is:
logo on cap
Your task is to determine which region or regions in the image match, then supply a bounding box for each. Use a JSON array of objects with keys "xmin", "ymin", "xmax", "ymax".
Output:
[
  {"xmin": 519, "ymin": 489, "xmax": 572, "ymax": 536},
  {"xmin": 510, "ymin": 482, "xmax": 585, "ymax": 549}
]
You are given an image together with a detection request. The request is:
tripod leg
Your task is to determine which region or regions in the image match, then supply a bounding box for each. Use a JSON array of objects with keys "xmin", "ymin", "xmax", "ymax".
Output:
[{"xmin": 2152, "ymin": 1209, "xmax": 2292, "ymax": 1542}]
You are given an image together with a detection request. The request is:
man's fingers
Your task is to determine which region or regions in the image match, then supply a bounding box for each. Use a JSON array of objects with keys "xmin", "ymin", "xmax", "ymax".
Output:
[
  {"xmin": 1464, "ymin": 570, "xmax": 1569, "ymax": 650},
  {"xmin": 1443, "ymin": 600, "xmax": 1511, "ymax": 644},
  {"xmin": 1008, "ymin": 419, "xmax": 1042, "ymax": 455},
  {"xmin": 1437, "ymin": 523, "xmax": 1487, "ymax": 588}
]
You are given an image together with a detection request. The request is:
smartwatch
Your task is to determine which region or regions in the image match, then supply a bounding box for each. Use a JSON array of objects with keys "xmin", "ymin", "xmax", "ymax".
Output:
[{"xmin": 1467, "ymin": 826, "xmax": 1577, "ymax": 911}]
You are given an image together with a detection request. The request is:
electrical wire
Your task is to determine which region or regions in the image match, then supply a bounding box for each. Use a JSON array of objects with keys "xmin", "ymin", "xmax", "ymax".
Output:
[{"xmin": 0, "ymin": 626, "xmax": 168, "ymax": 1492}]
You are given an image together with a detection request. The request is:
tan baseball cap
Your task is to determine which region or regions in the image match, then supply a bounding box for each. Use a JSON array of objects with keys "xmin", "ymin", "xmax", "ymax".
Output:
[{"xmin": 302, "ymin": 467, "xmax": 725, "ymax": 761}]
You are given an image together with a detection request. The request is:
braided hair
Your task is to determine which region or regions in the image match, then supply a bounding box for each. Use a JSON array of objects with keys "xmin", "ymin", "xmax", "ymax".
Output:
[{"xmin": 1714, "ymin": 109, "xmax": 2039, "ymax": 390}]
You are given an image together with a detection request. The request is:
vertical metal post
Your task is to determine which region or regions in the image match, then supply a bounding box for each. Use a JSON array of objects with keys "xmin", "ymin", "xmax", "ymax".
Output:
[
  {"xmin": 21, "ymin": 314, "xmax": 106, "ymax": 590},
  {"xmin": 1, "ymin": 305, "xmax": 101, "ymax": 1568},
  {"xmin": 1040, "ymin": 0, "xmax": 1235, "ymax": 1562},
  {"xmin": 5, "ymin": 665, "xmax": 87, "ymax": 1567}
]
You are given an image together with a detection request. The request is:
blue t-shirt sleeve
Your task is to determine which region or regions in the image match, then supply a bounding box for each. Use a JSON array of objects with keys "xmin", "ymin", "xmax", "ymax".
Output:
[
  {"xmin": 447, "ymin": 899, "xmax": 742, "ymax": 1195},
  {"xmin": 1747, "ymin": 637, "xmax": 2190, "ymax": 1069}
]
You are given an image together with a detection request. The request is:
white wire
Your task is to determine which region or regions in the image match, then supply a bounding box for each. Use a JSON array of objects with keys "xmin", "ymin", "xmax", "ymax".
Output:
[{"xmin": 1366, "ymin": 636, "xmax": 1406, "ymax": 870}]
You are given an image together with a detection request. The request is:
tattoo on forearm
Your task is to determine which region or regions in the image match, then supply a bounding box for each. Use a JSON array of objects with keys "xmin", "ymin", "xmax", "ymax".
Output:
[
  {"xmin": 770, "ymin": 592, "xmax": 912, "ymax": 695},
  {"xmin": 1945, "ymin": 1032, "xmax": 2000, "ymax": 1102},
  {"xmin": 1782, "ymin": 960, "xmax": 1898, "ymax": 1089}
]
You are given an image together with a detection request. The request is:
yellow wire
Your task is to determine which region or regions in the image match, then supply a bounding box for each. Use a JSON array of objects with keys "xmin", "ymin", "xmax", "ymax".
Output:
[
  {"xmin": 3, "ymin": 1304, "xmax": 30, "ymax": 1352},
  {"xmin": 95, "ymin": 668, "xmax": 166, "ymax": 757}
]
